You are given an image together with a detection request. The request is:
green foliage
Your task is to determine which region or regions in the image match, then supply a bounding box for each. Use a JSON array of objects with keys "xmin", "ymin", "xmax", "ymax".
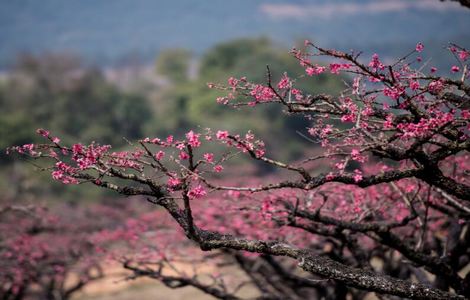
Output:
[
  {"xmin": 1, "ymin": 38, "xmax": 347, "ymax": 199},
  {"xmin": 0, "ymin": 53, "xmax": 152, "ymax": 155},
  {"xmin": 157, "ymin": 38, "xmax": 347, "ymax": 162},
  {"xmin": 155, "ymin": 48, "xmax": 192, "ymax": 83},
  {"xmin": 0, "ymin": 53, "xmax": 153, "ymax": 201}
]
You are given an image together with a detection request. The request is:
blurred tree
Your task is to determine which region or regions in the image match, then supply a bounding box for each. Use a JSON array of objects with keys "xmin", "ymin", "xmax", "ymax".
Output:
[
  {"xmin": 155, "ymin": 48, "xmax": 192, "ymax": 83},
  {"xmin": 154, "ymin": 38, "xmax": 346, "ymax": 166},
  {"xmin": 0, "ymin": 53, "xmax": 153, "ymax": 200},
  {"xmin": 0, "ymin": 53, "xmax": 152, "ymax": 162}
]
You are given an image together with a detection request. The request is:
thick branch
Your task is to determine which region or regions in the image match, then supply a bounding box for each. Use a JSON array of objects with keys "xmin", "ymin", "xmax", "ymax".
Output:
[{"xmin": 192, "ymin": 231, "xmax": 465, "ymax": 300}]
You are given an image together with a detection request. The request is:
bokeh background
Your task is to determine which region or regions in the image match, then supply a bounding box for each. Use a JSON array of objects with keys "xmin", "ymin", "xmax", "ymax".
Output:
[{"xmin": 1, "ymin": 1, "xmax": 469, "ymax": 299}]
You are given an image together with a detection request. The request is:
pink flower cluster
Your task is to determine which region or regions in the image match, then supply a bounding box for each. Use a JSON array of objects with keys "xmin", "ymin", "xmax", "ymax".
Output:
[
  {"xmin": 186, "ymin": 130, "xmax": 201, "ymax": 148},
  {"xmin": 397, "ymin": 112, "xmax": 455, "ymax": 139},
  {"xmin": 383, "ymin": 86, "xmax": 405, "ymax": 100},
  {"xmin": 52, "ymin": 162, "xmax": 78, "ymax": 184},
  {"xmin": 72, "ymin": 143, "xmax": 111, "ymax": 170},
  {"xmin": 459, "ymin": 50, "xmax": 469, "ymax": 61},
  {"xmin": 415, "ymin": 42, "xmax": 424, "ymax": 52},
  {"xmin": 10, "ymin": 144, "xmax": 36, "ymax": 156},
  {"xmin": 329, "ymin": 63, "xmax": 351, "ymax": 74},
  {"xmin": 203, "ymin": 152, "xmax": 214, "ymax": 163},
  {"xmin": 249, "ymin": 84, "xmax": 276, "ymax": 102},
  {"xmin": 427, "ymin": 80, "xmax": 445, "ymax": 94},
  {"xmin": 216, "ymin": 130, "xmax": 229, "ymax": 140},
  {"xmin": 305, "ymin": 65, "xmax": 326, "ymax": 76},
  {"xmin": 167, "ymin": 176, "xmax": 181, "ymax": 188},
  {"xmin": 339, "ymin": 97, "xmax": 358, "ymax": 123},
  {"xmin": 368, "ymin": 53, "xmax": 385, "ymax": 71},
  {"xmin": 277, "ymin": 74, "xmax": 290, "ymax": 89},
  {"xmin": 187, "ymin": 185, "xmax": 207, "ymax": 199},
  {"xmin": 108, "ymin": 151, "xmax": 143, "ymax": 170},
  {"xmin": 351, "ymin": 149, "xmax": 367, "ymax": 163}
]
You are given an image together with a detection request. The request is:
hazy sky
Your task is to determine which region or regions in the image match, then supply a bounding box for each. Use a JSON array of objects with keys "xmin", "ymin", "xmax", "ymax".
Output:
[{"xmin": 1, "ymin": 0, "xmax": 469, "ymax": 67}]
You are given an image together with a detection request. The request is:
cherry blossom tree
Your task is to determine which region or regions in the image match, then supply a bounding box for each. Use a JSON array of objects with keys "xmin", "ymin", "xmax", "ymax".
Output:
[
  {"xmin": 0, "ymin": 203, "xmax": 144, "ymax": 300},
  {"xmin": 10, "ymin": 39, "xmax": 470, "ymax": 300}
]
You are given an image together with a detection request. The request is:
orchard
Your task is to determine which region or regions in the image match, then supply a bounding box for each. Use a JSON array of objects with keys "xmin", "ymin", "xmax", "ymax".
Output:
[{"xmin": 6, "ymin": 31, "xmax": 470, "ymax": 300}]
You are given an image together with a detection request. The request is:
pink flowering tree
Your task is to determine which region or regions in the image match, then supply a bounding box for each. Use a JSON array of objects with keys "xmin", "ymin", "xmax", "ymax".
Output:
[
  {"xmin": 10, "ymin": 39, "xmax": 470, "ymax": 300},
  {"xmin": 0, "ymin": 202, "xmax": 147, "ymax": 300}
]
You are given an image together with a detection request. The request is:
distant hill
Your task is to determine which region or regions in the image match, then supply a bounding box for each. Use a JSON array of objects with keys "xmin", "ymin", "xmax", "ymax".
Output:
[{"xmin": 1, "ymin": 0, "xmax": 469, "ymax": 68}]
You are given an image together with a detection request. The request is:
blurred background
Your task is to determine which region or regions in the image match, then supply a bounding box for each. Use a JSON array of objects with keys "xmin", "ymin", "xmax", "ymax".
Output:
[{"xmin": 1, "ymin": 1, "xmax": 469, "ymax": 299}]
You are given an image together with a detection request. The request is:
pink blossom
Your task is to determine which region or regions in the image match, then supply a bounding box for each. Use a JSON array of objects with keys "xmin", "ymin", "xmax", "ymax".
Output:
[
  {"xmin": 329, "ymin": 63, "xmax": 342, "ymax": 74},
  {"xmin": 430, "ymin": 67, "xmax": 437, "ymax": 73},
  {"xmin": 255, "ymin": 149, "xmax": 265, "ymax": 158},
  {"xmin": 461, "ymin": 110, "xmax": 470, "ymax": 119},
  {"xmin": 409, "ymin": 80, "xmax": 420, "ymax": 91},
  {"xmin": 52, "ymin": 137, "xmax": 60, "ymax": 144},
  {"xmin": 52, "ymin": 162, "xmax": 78, "ymax": 184},
  {"xmin": 155, "ymin": 151, "xmax": 165, "ymax": 161},
  {"xmin": 49, "ymin": 149, "xmax": 58, "ymax": 158},
  {"xmin": 216, "ymin": 130, "xmax": 229, "ymax": 140},
  {"xmin": 185, "ymin": 130, "xmax": 201, "ymax": 148},
  {"xmin": 277, "ymin": 74, "xmax": 290, "ymax": 89},
  {"xmin": 228, "ymin": 77, "xmax": 238, "ymax": 87},
  {"xmin": 383, "ymin": 114, "xmax": 394, "ymax": 129},
  {"xmin": 179, "ymin": 151, "xmax": 189, "ymax": 160},
  {"xmin": 167, "ymin": 177, "xmax": 181, "ymax": 187},
  {"xmin": 368, "ymin": 54, "xmax": 385, "ymax": 70},
  {"xmin": 428, "ymin": 80, "xmax": 444, "ymax": 93},
  {"xmin": 216, "ymin": 97, "xmax": 228, "ymax": 104},
  {"xmin": 320, "ymin": 125, "xmax": 333, "ymax": 138},
  {"xmin": 132, "ymin": 150, "xmax": 144, "ymax": 159},
  {"xmin": 361, "ymin": 105, "xmax": 374, "ymax": 117},
  {"xmin": 36, "ymin": 128, "xmax": 50, "ymax": 137},
  {"xmin": 250, "ymin": 84, "xmax": 276, "ymax": 102},
  {"xmin": 351, "ymin": 149, "xmax": 366, "ymax": 163},
  {"xmin": 383, "ymin": 86, "xmax": 404, "ymax": 100},
  {"xmin": 335, "ymin": 162, "xmax": 346, "ymax": 170},
  {"xmin": 187, "ymin": 185, "xmax": 207, "ymax": 199},
  {"xmin": 305, "ymin": 65, "xmax": 326, "ymax": 76},
  {"xmin": 108, "ymin": 151, "xmax": 142, "ymax": 170},
  {"xmin": 166, "ymin": 135, "xmax": 174, "ymax": 144},
  {"xmin": 72, "ymin": 144, "xmax": 84, "ymax": 156},
  {"xmin": 203, "ymin": 153, "xmax": 214, "ymax": 163},
  {"xmin": 397, "ymin": 112, "xmax": 454, "ymax": 139},
  {"xmin": 213, "ymin": 165, "xmax": 223, "ymax": 172},
  {"xmin": 308, "ymin": 127, "xmax": 317, "ymax": 136},
  {"xmin": 353, "ymin": 169, "xmax": 363, "ymax": 183},
  {"xmin": 458, "ymin": 50, "xmax": 469, "ymax": 61},
  {"xmin": 73, "ymin": 143, "xmax": 111, "ymax": 170},
  {"xmin": 52, "ymin": 170, "xmax": 64, "ymax": 181},
  {"xmin": 415, "ymin": 42, "xmax": 424, "ymax": 52},
  {"xmin": 451, "ymin": 66, "xmax": 460, "ymax": 73},
  {"xmin": 352, "ymin": 77, "xmax": 361, "ymax": 95},
  {"xmin": 369, "ymin": 75, "xmax": 383, "ymax": 82},
  {"xmin": 16, "ymin": 144, "xmax": 35, "ymax": 155},
  {"xmin": 341, "ymin": 114, "xmax": 355, "ymax": 123}
]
